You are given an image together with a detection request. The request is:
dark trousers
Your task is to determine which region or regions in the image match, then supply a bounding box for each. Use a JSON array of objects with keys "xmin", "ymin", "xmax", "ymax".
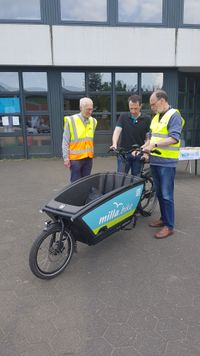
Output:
[
  {"xmin": 70, "ymin": 158, "xmax": 93, "ymax": 183},
  {"xmin": 117, "ymin": 154, "xmax": 143, "ymax": 176}
]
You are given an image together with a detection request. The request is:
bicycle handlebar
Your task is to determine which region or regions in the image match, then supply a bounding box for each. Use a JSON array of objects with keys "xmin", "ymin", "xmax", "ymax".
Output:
[{"xmin": 108, "ymin": 145, "xmax": 161, "ymax": 156}]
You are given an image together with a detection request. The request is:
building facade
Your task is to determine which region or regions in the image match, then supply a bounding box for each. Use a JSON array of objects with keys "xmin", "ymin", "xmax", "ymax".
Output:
[{"xmin": 0, "ymin": 0, "xmax": 200, "ymax": 159}]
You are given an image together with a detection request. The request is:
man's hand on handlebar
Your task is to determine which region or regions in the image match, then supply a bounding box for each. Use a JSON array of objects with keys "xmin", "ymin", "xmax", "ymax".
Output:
[
  {"xmin": 110, "ymin": 144, "xmax": 117, "ymax": 150},
  {"xmin": 142, "ymin": 142, "xmax": 156, "ymax": 154},
  {"xmin": 140, "ymin": 152, "xmax": 149, "ymax": 162}
]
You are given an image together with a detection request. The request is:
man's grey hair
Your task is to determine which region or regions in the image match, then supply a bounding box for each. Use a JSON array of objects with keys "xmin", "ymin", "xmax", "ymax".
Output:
[{"xmin": 80, "ymin": 97, "xmax": 93, "ymax": 108}]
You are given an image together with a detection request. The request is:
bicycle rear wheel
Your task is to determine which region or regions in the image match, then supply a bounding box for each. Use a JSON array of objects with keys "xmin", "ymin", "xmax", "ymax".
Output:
[
  {"xmin": 139, "ymin": 177, "xmax": 157, "ymax": 216},
  {"xmin": 29, "ymin": 223, "xmax": 74, "ymax": 280}
]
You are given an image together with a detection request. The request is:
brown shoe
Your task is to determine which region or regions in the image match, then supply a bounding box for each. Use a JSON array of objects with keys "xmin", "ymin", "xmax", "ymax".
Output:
[
  {"xmin": 149, "ymin": 219, "xmax": 164, "ymax": 228},
  {"xmin": 154, "ymin": 226, "xmax": 174, "ymax": 239}
]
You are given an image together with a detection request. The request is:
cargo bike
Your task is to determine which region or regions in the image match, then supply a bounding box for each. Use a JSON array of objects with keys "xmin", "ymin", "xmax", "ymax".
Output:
[{"xmin": 29, "ymin": 171, "xmax": 146, "ymax": 279}]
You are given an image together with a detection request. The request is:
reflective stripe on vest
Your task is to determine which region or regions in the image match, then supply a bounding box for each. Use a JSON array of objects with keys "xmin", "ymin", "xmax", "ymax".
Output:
[
  {"xmin": 150, "ymin": 108, "xmax": 184, "ymax": 159},
  {"xmin": 64, "ymin": 114, "xmax": 96, "ymax": 160}
]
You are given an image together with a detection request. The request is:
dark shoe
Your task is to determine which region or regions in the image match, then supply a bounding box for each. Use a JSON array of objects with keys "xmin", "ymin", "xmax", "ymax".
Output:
[
  {"xmin": 154, "ymin": 226, "xmax": 174, "ymax": 239},
  {"xmin": 149, "ymin": 219, "xmax": 164, "ymax": 228}
]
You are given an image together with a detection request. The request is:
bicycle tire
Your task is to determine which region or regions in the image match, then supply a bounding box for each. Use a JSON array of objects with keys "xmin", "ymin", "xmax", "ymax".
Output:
[
  {"xmin": 139, "ymin": 176, "xmax": 157, "ymax": 216},
  {"xmin": 29, "ymin": 223, "xmax": 74, "ymax": 280}
]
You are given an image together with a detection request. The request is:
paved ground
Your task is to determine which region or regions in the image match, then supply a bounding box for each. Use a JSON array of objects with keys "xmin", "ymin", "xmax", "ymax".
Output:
[{"xmin": 0, "ymin": 157, "xmax": 200, "ymax": 356}]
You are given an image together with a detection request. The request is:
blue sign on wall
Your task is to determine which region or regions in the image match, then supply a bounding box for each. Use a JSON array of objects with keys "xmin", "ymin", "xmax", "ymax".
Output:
[{"xmin": 0, "ymin": 97, "xmax": 20, "ymax": 114}]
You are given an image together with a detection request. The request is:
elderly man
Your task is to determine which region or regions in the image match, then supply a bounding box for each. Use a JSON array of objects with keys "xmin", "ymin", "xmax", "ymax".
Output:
[
  {"xmin": 142, "ymin": 90, "xmax": 184, "ymax": 239},
  {"xmin": 62, "ymin": 97, "xmax": 97, "ymax": 182}
]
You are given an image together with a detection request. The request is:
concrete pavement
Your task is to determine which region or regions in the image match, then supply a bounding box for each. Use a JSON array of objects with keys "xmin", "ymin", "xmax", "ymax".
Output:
[{"xmin": 0, "ymin": 157, "xmax": 200, "ymax": 356}]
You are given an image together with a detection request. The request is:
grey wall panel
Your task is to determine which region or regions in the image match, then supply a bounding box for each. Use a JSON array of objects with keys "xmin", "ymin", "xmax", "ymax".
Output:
[
  {"xmin": 47, "ymin": 71, "xmax": 63, "ymax": 156},
  {"xmin": 164, "ymin": 70, "xmax": 178, "ymax": 107}
]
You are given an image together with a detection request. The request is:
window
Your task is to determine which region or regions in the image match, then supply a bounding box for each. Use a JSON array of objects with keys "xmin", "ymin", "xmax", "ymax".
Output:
[
  {"xmin": 23, "ymin": 72, "xmax": 48, "ymax": 92},
  {"xmin": 88, "ymin": 72, "xmax": 111, "ymax": 130},
  {"xmin": 90, "ymin": 94, "xmax": 111, "ymax": 130},
  {"xmin": 60, "ymin": 0, "xmax": 107, "ymax": 22},
  {"xmin": 115, "ymin": 73, "xmax": 138, "ymax": 114},
  {"xmin": 0, "ymin": 72, "xmax": 19, "ymax": 92},
  {"xmin": 0, "ymin": 0, "xmax": 41, "ymax": 20},
  {"xmin": 25, "ymin": 95, "xmax": 48, "ymax": 112},
  {"xmin": 0, "ymin": 97, "xmax": 20, "ymax": 114},
  {"xmin": 183, "ymin": 0, "xmax": 200, "ymax": 25},
  {"xmin": 141, "ymin": 73, "xmax": 163, "ymax": 92},
  {"xmin": 115, "ymin": 73, "xmax": 138, "ymax": 92},
  {"xmin": 62, "ymin": 73, "xmax": 86, "ymax": 115},
  {"xmin": 118, "ymin": 0, "xmax": 163, "ymax": 24},
  {"xmin": 64, "ymin": 95, "xmax": 83, "ymax": 111},
  {"xmin": 22, "ymin": 72, "xmax": 51, "ymax": 154},
  {"xmin": 116, "ymin": 95, "xmax": 130, "ymax": 112},
  {"xmin": 141, "ymin": 72, "xmax": 163, "ymax": 110},
  {"xmin": 0, "ymin": 114, "xmax": 22, "ymax": 133},
  {"xmin": 0, "ymin": 97, "xmax": 21, "ymax": 133},
  {"xmin": 62, "ymin": 73, "xmax": 85, "ymax": 92},
  {"xmin": 88, "ymin": 73, "xmax": 111, "ymax": 92}
]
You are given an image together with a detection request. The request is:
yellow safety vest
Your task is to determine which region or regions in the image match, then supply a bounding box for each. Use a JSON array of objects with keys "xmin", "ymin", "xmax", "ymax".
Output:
[
  {"xmin": 150, "ymin": 108, "xmax": 184, "ymax": 159},
  {"xmin": 64, "ymin": 114, "xmax": 97, "ymax": 160}
]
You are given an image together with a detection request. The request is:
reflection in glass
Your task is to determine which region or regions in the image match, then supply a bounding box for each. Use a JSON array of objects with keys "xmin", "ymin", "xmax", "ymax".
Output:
[
  {"xmin": 0, "ymin": 115, "xmax": 22, "ymax": 133},
  {"xmin": 89, "ymin": 73, "xmax": 111, "ymax": 92},
  {"xmin": 23, "ymin": 72, "xmax": 47, "ymax": 92},
  {"xmin": 116, "ymin": 95, "xmax": 129, "ymax": 112},
  {"xmin": 95, "ymin": 113, "xmax": 111, "ymax": 131},
  {"xmin": 27, "ymin": 135, "xmax": 52, "ymax": 154},
  {"xmin": 142, "ymin": 93, "xmax": 151, "ymax": 111},
  {"xmin": 60, "ymin": 0, "xmax": 107, "ymax": 21},
  {"xmin": 0, "ymin": 0, "xmax": 41, "ymax": 20},
  {"xmin": 64, "ymin": 96, "xmax": 82, "ymax": 111},
  {"xmin": 90, "ymin": 95, "xmax": 111, "ymax": 112},
  {"xmin": 0, "ymin": 73, "xmax": 19, "ymax": 92},
  {"xmin": 115, "ymin": 73, "xmax": 138, "ymax": 92},
  {"xmin": 118, "ymin": 0, "xmax": 162, "ymax": 23},
  {"xmin": 141, "ymin": 73, "xmax": 163, "ymax": 92},
  {"xmin": 62, "ymin": 73, "xmax": 85, "ymax": 92},
  {"xmin": 25, "ymin": 95, "xmax": 48, "ymax": 111},
  {"xmin": 25, "ymin": 115, "xmax": 50, "ymax": 135},
  {"xmin": 184, "ymin": 0, "xmax": 200, "ymax": 24},
  {"xmin": 0, "ymin": 136, "xmax": 24, "ymax": 157}
]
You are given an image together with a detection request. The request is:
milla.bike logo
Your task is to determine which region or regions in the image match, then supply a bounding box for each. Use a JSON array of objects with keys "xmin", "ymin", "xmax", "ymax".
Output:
[
  {"xmin": 113, "ymin": 202, "xmax": 123, "ymax": 208},
  {"xmin": 98, "ymin": 201, "xmax": 133, "ymax": 225},
  {"xmin": 98, "ymin": 187, "xmax": 142, "ymax": 226}
]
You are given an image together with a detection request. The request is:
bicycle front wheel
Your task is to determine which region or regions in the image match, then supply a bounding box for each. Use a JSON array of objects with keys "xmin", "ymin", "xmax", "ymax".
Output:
[
  {"xmin": 29, "ymin": 223, "xmax": 74, "ymax": 280},
  {"xmin": 139, "ymin": 177, "xmax": 157, "ymax": 216}
]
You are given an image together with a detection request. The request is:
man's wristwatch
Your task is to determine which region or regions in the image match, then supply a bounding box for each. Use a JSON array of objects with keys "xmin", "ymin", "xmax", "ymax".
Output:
[{"xmin": 155, "ymin": 143, "xmax": 158, "ymax": 148}]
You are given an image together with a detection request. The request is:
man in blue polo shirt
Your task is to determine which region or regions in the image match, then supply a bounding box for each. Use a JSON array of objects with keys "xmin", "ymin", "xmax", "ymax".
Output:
[{"xmin": 111, "ymin": 95, "xmax": 150, "ymax": 176}]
